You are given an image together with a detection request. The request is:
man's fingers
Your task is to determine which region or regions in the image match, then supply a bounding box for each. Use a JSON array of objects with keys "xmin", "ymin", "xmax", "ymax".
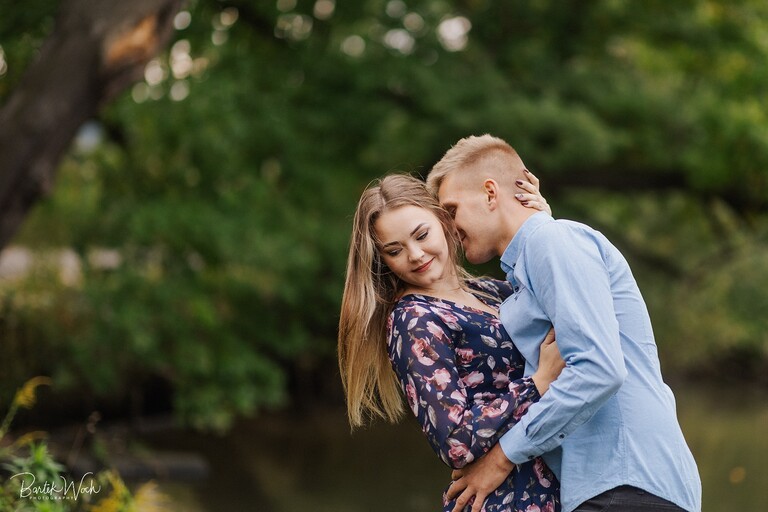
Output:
[
  {"xmin": 446, "ymin": 477, "xmax": 467, "ymax": 499},
  {"xmin": 451, "ymin": 489, "xmax": 474, "ymax": 512},
  {"xmin": 471, "ymin": 491, "xmax": 489, "ymax": 512},
  {"xmin": 451, "ymin": 469, "xmax": 464, "ymax": 481}
]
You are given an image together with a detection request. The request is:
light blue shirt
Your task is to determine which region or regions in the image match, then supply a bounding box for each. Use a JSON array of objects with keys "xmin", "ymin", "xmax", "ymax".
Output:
[{"xmin": 498, "ymin": 212, "xmax": 701, "ymax": 512}]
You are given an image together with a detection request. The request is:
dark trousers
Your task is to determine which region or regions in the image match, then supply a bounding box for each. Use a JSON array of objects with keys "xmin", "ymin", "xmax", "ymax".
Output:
[{"xmin": 574, "ymin": 485, "xmax": 686, "ymax": 512}]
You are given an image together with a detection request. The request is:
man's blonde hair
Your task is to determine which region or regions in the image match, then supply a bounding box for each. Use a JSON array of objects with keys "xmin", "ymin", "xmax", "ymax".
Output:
[{"xmin": 426, "ymin": 134, "xmax": 526, "ymax": 195}]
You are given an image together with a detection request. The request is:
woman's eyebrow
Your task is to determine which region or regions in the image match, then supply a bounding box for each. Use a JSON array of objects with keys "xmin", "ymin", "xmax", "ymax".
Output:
[{"xmin": 381, "ymin": 222, "xmax": 427, "ymax": 248}]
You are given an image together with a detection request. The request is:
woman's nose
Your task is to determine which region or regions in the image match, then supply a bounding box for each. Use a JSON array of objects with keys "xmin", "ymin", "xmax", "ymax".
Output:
[{"xmin": 407, "ymin": 246, "xmax": 424, "ymax": 262}]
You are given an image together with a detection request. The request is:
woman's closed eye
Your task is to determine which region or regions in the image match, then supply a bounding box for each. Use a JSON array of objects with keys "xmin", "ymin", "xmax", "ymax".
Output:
[{"xmin": 416, "ymin": 230, "xmax": 429, "ymax": 241}]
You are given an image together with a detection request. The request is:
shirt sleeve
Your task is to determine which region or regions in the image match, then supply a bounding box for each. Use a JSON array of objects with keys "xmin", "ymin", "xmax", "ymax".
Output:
[
  {"xmin": 499, "ymin": 222, "xmax": 628, "ymax": 464},
  {"xmin": 387, "ymin": 303, "xmax": 541, "ymax": 469}
]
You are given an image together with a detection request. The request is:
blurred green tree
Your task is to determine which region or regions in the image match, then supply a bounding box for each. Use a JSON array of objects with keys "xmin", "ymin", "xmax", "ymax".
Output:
[{"xmin": 1, "ymin": 0, "xmax": 767, "ymax": 429}]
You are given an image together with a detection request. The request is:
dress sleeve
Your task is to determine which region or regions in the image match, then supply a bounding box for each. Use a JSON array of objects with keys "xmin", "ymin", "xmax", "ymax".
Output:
[
  {"xmin": 469, "ymin": 277, "xmax": 516, "ymax": 302},
  {"xmin": 387, "ymin": 302, "xmax": 541, "ymax": 469}
]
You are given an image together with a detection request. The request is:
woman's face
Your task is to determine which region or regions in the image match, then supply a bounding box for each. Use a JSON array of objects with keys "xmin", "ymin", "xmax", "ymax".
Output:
[{"xmin": 374, "ymin": 205, "xmax": 453, "ymax": 291}]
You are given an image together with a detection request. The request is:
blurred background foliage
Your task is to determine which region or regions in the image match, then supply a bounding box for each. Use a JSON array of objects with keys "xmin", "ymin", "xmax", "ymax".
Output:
[{"xmin": 1, "ymin": 0, "xmax": 767, "ymax": 433}]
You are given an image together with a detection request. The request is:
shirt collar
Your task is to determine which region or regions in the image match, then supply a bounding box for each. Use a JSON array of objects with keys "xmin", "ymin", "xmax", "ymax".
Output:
[{"xmin": 500, "ymin": 211, "xmax": 553, "ymax": 281}]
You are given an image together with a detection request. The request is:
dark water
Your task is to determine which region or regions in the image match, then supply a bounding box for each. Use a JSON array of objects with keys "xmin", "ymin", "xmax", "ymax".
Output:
[{"xmin": 144, "ymin": 383, "xmax": 768, "ymax": 512}]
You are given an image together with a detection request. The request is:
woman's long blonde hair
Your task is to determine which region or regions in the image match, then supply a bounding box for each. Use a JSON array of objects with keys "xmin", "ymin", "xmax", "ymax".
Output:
[{"xmin": 338, "ymin": 174, "xmax": 466, "ymax": 428}]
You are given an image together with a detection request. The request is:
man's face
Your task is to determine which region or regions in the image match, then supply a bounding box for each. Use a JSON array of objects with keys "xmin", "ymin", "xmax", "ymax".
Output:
[{"xmin": 437, "ymin": 173, "xmax": 498, "ymax": 265}]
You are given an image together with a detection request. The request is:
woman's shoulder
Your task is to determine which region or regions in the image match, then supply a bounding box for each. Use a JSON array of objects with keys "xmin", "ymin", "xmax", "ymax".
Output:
[
  {"xmin": 391, "ymin": 294, "xmax": 447, "ymax": 322},
  {"xmin": 467, "ymin": 277, "xmax": 514, "ymax": 302},
  {"xmin": 390, "ymin": 294, "xmax": 467, "ymax": 332}
]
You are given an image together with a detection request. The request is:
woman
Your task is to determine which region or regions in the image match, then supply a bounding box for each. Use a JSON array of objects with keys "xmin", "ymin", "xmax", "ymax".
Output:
[{"xmin": 338, "ymin": 173, "xmax": 563, "ymax": 512}]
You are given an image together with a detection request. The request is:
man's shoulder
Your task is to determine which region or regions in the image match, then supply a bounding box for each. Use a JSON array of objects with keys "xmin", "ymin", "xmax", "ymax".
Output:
[
  {"xmin": 522, "ymin": 217, "xmax": 582, "ymax": 248},
  {"xmin": 520, "ymin": 218, "xmax": 618, "ymax": 270},
  {"xmin": 525, "ymin": 218, "xmax": 604, "ymax": 246}
]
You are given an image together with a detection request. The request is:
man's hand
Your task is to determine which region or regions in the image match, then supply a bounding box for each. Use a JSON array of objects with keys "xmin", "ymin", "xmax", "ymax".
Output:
[{"xmin": 447, "ymin": 444, "xmax": 515, "ymax": 512}]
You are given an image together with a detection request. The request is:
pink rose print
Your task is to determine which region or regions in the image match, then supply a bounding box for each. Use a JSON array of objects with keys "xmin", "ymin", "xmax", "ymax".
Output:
[
  {"xmin": 481, "ymin": 398, "xmax": 509, "ymax": 418},
  {"xmin": 432, "ymin": 308, "xmax": 462, "ymax": 330},
  {"xmin": 446, "ymin": 438, "xmax": 474, "ymax": 466},
  {"xmin": 513, "ymin": 400, "xmax": 532, "ymax": 421},
  {"xmin": 525, "ymin": 505, "xmax": 541, "ymax": 512},
  {"xmin": 461, "ymin": 371, "xmax": 484, "ymax": 388},
  {"xmin": 472, "ymin": 391, "xmax": 497, "ymax": 402},
  {"xmin": 405, "ymin": 378, "xmax": 419, "ymax": 415},
  {"xmin": 534, "ymin": 457, "xmax": 552, "ymax": 488},
  {"xmin": 456, "ymin": 348, "xmax": 476, "ymax": 365},
  {"xmin": 428, "ymin": 368, "xmax": 451, "ymax": 390},
  {"xmin": 447, "ymin": 404, "xmax": 464, "ymax": 424},
  {"xmin": 492, "ymin": 371, "xmax": 510, "ymax": 389},
  {"xmin": 426, "ymin": 321, "xmax": 447, "ymax": 341},
  {"xmin": 410, "ymin": 337, "xmax": 438, "ymax": 366},
  {"xmin": 541, "ymin": 500, "xmax": 556, "ymax": 512}
]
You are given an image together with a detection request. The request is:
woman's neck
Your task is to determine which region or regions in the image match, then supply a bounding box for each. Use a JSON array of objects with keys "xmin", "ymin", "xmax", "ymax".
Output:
[
  {"xmin": 402, "ymin": 274, "xmax": 464, "ymax": 299},
  {"xmin": 402, "ymin": 278, "xmax": 497, "ymax": 316}
]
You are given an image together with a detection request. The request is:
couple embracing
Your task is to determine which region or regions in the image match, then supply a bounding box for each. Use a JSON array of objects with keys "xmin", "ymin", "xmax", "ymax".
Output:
[{"xmin": 338, "ymin": 135, "xmax": 702, "ymax": 512}]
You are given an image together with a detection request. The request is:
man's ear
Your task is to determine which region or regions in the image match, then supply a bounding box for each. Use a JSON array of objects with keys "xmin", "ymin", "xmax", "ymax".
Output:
[{"xmin": 483, "ymin": 179, "xmax": 499, "ymax": 210}]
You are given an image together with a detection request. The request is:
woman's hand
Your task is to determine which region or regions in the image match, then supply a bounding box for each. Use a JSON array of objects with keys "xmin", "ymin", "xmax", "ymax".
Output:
[
  {"xmin": 531, "ymin": 328, "xmax": 565, "ymax": 395},
  {"xmin": 515, "ymin": 169, "xmax": 552, "ymax": 215}
]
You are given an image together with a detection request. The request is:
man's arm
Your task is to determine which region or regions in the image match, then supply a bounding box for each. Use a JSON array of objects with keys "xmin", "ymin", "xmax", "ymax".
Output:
[
  {"xmin": 447, "ymin": 223, "xmax": 627, "ymax": 512},
  {"xmin": 499, "ymin": 222, "xmax": 627, "ymax": 462}
]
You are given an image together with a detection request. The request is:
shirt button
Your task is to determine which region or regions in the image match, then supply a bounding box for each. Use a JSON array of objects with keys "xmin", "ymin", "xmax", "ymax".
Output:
[{"xmin": 558, "ymin": 433, "xmax": 565, "ymax": 439}]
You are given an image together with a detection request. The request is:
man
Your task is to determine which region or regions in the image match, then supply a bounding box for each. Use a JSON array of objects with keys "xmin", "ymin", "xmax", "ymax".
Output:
[{"xmin": 426, "ymin": 135, "xmax": 701, "ymax": 512}]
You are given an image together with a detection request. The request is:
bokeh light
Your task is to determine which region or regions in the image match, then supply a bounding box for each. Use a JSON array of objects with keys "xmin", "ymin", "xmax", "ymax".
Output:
[
  {"xmin": 437, "ymin": 16, "xmax": 471, "ymax": 52},
  {"xmin": 277, "ymin": 0, "xmax": 297, "ymax": 13},
  {"xmin": 384, "ymin": 28, "xmax": 415, "ymax": 55},
  {"xmin": 174, "ymin": 10, "xmax": 192, "ymax": 30},
  {"xmin": 341, "ymin": 35, "xmax": 366, "ymax": 57},
  {"xmin": 386, "ymin": 0, "xmax": 406, "ymax": 18},
  {"xmin": 314, "ymin": 0, "xmax": 335, "ymax": 20}
]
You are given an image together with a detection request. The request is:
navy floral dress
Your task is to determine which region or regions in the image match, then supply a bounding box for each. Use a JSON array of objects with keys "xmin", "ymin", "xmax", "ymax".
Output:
[{"xmin": 387, "ymin": 278, "xmax": 560, "ymax": 512}]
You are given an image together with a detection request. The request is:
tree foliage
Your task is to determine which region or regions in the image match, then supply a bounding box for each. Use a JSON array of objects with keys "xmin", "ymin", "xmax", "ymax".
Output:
[{"xmin": 1, "ymin": 0, "xmax": 767, "ymax": 429}]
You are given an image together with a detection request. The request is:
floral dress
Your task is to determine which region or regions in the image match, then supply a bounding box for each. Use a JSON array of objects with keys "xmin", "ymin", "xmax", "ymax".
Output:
[{"xmin": 387, "ymin": 278, "xmax": 560, "ymax": 512}]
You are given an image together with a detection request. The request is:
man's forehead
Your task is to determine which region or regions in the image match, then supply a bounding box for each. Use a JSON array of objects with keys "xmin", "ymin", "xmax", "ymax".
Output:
[{"xmin": 437, "ymin": 173, "xmax": 465, "ymax": 204}]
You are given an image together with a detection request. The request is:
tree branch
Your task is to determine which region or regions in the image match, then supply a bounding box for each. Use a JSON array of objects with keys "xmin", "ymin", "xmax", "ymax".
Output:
[{"xmin": 0, "ymin": 0, "xmax": 182, "ymax": 249}]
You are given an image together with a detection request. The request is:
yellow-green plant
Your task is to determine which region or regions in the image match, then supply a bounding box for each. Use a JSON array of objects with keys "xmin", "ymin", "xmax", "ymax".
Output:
[{"xmin": 1, "ymin": 377, "xmax": 169, "ymax": 511}]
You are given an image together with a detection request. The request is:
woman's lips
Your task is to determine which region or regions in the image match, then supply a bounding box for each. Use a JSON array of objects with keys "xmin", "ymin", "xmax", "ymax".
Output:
[{"xmin": 413, "ymin": 258, "xmax": 434, "ymax": 273}]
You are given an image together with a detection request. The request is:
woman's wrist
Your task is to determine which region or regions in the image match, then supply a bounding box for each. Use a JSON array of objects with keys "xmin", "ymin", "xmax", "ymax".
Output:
[{"xmin": 531, "ymin": 372, "xmax": 551, "ymax": 396}]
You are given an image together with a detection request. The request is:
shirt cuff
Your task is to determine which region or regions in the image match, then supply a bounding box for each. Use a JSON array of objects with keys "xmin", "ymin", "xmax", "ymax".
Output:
[{"xmin": 499, "ymin": 421, "xmax": 542, "ymax": 465}]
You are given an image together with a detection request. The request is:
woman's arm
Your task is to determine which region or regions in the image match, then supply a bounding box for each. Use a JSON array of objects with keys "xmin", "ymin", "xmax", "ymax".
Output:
[{"xmin": 387, "ymin": 303, "xmax": 543, "ymax": 469}]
